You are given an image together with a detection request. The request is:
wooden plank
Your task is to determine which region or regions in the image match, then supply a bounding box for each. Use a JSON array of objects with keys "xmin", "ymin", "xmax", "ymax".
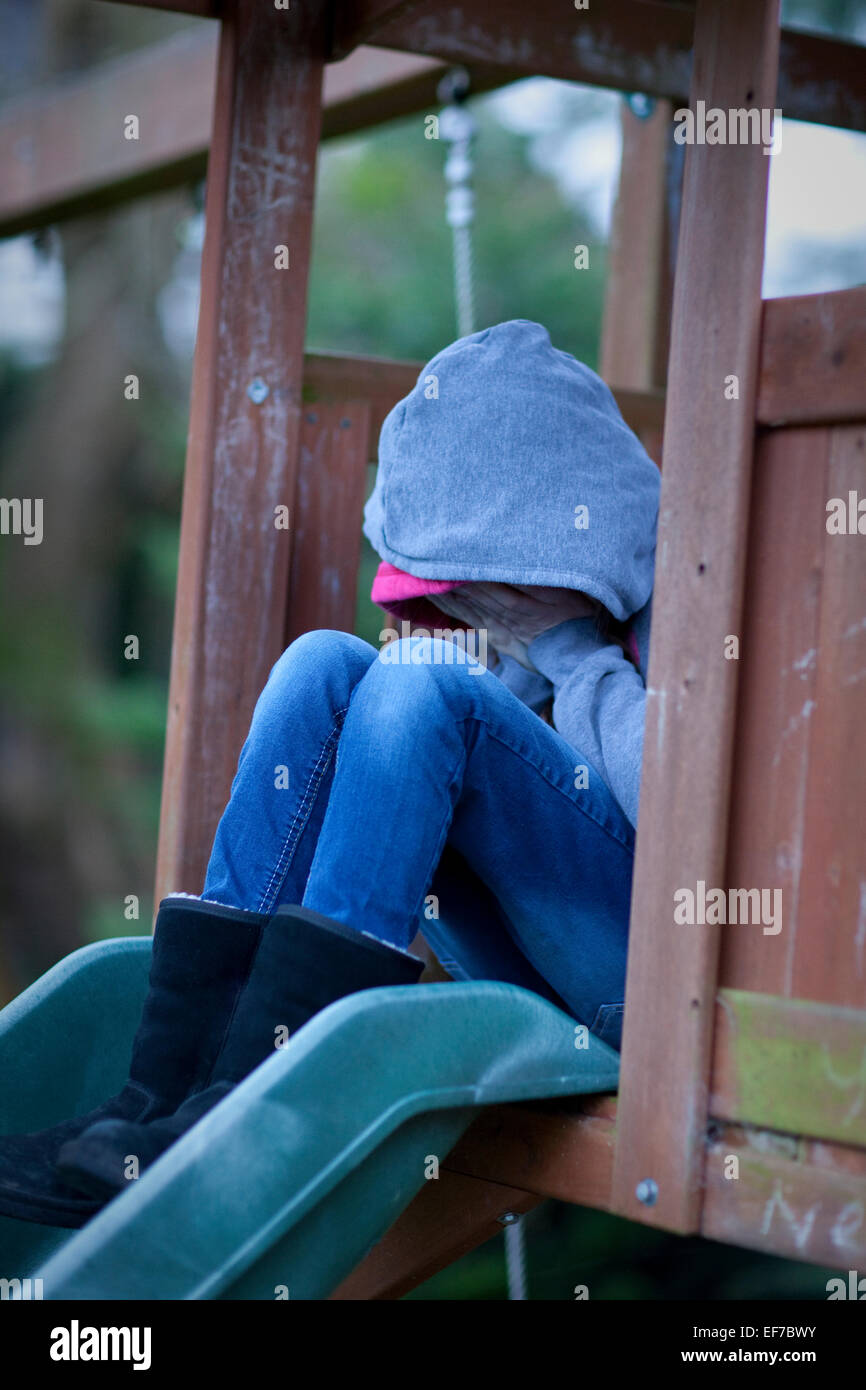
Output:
[
  {"xmin": 302, "ymin": 351, "xmax": 666, "ymax": 448},
  {"xmin": 284, "ymin": 401, "xmax": 372, "ymax": 644},
  {"xmin": 0, "ymin": 41, "xmax": 463, "ymax": 236},
  {"xmin": 720, "ymin": 428, "xmax": 831, "ymax": 997},
  {"xmin": 600, "ymin": 98, "xmax": 672, "ymax": 394},
  {"xmin": 302, "ymin": 351, "xmax": 421, "ymax": 442},
  {"xmin": 600, "ymin": 95, "xmax": 679, "ymax": 465},
  {"xmin": 335, "ymin": 0, "xmax": 866, "ymax": 134},
  {"xmin": 757, "ymin": 289, "xmax": 866, "ymax": 427},
  {"xmin": 154, "ymin": 0, "xmax": 329, "ymax": 902},
  {"xmin": 711, "ymin": 991, "xmax": 866, "ymax": 1147},
  {"xmin": 322, "ymin": 47, "xmax": 489, "ymax": 142},
  {"xmin": 0, "ymin": 27, "xmax": 218, "ymax": 238},
  {"xmin": 442, "ymin": 1103, "xmax": 616, "ymax": 1209},
  {"xmin": 702, "ymin": 1128, "xmax": 866, "ymax": 1271},
  {"xmin": 6, "ymin": 3, "xmax": 866, "ymax": 239},
  {"xmin": 610, "ymin": 0, "xmax": 781, "ymax": 1235},
  {"xmin": 793, "ymin": 424, "xmax": 866, "ymax": 1006},
  {"xmin": 331, "ymin": 1167, "xmax": 541, "ymax": 1300}
]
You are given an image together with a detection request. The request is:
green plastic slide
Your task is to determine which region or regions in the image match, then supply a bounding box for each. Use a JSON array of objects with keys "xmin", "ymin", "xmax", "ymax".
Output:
[{"xmin": 0, "ymin": 937, "xmax": 619, "ymax": 1299}]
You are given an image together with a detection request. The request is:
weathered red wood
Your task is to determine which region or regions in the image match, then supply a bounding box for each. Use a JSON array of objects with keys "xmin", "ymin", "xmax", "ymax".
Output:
[
  {"xmin": 303, "ymin": 351, "xmax": 666, "ymax": 449},
  {"xmin": 601, "ymin": 98, "xmax": 672, "ymax": 396},
  {"xmin": 302, "ymin": 352, "xmax": 421, "ymax": 442},
  {"xmin": 331, "ymin": 1167, "xmax": 541, "ymax": 1300},
  {"xmin": 334, "ymin": 0, "xmax": 866, "ymax": 134},
  {"xmin": 155, "ymin": 0, "xmax": 329, "ymax": 903},
  {"xmin": 284, "ymin": 401, "xmax": 372, "ymax": 644},
  {"xmin": 0, "ymin": 28, "xmax": 218, "ymax": 238},
  {"xmin": 0, "ymin": 41, "xmax": 463, "ymax": 237},
  {"xmin": 794, "ymin": 424, "xmax": 866, "ymax": 1007},
  {"xmin": 702, "ymin": 1130, "xmax": 866, "ymax": 1272},
  {"xmin": 611, "ymin": 0, "xmax": 781, "ymax": 1234},
  {"xmin": 721, "ymin": 424, "xmax": 866, "ymax": 1011},
  {"xmin": 758, "ymin": 289, "xmax": 866, "ymax": 427},
  {"xmin": 443, "ymin": 1104, "xmax": 616, "ymax": 1210},
  {"xmin": 721, "ymin": 427, "xmax": 831, "ymax": 997}
]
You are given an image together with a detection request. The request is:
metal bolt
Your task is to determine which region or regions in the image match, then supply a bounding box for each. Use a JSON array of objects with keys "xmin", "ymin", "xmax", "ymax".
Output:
[
  {"xmin": 247, "ymin": 377, "xmax": 269, "ymax": 404},
  {"xmin": 635, "ymin": 1178, "xmax": 658, "ymax": 1207},
  {"xmin": 626, "ymin": 92, "xmax": 656, "ymax": 121},
  {"xmin": 496, "ymin": 1211, "xmax": 519, "ymax": 1226}
]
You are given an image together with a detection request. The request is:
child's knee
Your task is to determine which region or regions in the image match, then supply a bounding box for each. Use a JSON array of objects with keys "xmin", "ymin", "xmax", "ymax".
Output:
[
  {"xmin": 265, "ymin": 629, "xmax": 377, "ymax": 697},
  {"xmin": 367, "ymin": 635, "xmax": 485, "ymax": 715}
]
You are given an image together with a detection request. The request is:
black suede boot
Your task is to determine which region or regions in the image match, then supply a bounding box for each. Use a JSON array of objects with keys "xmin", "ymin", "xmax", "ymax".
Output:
[
  {"xmin": 57, "ymin": 905, "xmax": 424, "ymax": 1203},
  {"xmin": 0, "ymin": 896, "xmax": 270, "ymax": 1227}
]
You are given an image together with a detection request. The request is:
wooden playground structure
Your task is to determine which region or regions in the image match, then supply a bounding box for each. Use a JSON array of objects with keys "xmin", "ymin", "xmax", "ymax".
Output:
[{"xmin": 2, "ymin": 0, "xmax": 865, "ymax": 1296}]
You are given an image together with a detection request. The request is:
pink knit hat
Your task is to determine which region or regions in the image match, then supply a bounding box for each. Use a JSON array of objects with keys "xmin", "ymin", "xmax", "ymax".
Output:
[
  {"xmin": 371, "ymin": 560, "xmax": 465, "ymax": 606},
  {"xmin": 371, "ymin": 560, "xmax": 467, "ymax": 626}
]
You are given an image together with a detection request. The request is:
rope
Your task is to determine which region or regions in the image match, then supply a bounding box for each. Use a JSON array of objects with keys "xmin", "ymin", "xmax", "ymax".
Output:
[
  {"xmin": 438, "ymin": 69, "xmax": 477, "ymax": 338},
  {"xmin": 451, "ymin": 222, "xmax": 476, "ymax": 340}
]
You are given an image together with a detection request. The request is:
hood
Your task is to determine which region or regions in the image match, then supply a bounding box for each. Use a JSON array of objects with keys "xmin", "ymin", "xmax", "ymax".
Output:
[{"xmin": 362, "ymin": 319, "xmax": 660, "ymax": 623}]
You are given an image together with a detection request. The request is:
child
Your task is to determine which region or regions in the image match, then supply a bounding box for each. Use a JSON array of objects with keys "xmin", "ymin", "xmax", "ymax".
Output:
[{"xmin": 0, "ymin": 320, "xmax": 658, "ymax": 1227}]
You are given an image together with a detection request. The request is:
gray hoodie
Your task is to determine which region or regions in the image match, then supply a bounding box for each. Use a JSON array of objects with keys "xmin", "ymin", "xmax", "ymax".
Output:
[{"xmin": 363, "ymin": 319, "xmax": 660, "ymax": 829}]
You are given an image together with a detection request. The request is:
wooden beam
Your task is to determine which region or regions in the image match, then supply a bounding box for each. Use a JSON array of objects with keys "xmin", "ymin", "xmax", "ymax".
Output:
[
  {"xmin": 7, "ymin": 9, "xmax": 863, "ymax": 238},
  {"xmin": 284, "ymin": 401, "xmax": 373, "ymax": 645},
  {"xmin": 600, "ymin": 98, "xmax": 673, "ymax": 396},
  {"xmin": 302, "ymin": 350, "xmax": 666, "ymax": 448},
  {"xmin": 610, "ymin": 0, "xmax": 781, "ymax": 1235},
  {"xmin": 154, "ymin": 0, "xmax": 329, "ymax": 901},
  {"xmin": 441, "ymin": 1100, "xmax": 617, "ymax": 1209},
  {"xmin": 0, "ymin": 27, "xmax": 218, "ymax": 238},
  {"xmin": 330, "ymin": 1168, "xmax": 541, "ymax": 1300},
  {"xmin": 0, "ymin": 39, "xmax": 463, "ymax": 237},
  {"xmin": 332, "ymin": 0, "xmax": 696, "ymax": 94},
  {"xmin": 334, "ymin": 0, "xmax": 866, "ymax": 134},
  {"xmin": 757, "ymin": 287, "xmax": 866, "ymax": 427}
]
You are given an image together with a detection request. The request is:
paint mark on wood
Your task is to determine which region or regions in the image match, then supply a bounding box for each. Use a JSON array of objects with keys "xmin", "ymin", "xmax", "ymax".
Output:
[{"xmin": 760, "ymin": 1179, "xmax": 819, "ymax": 1250}]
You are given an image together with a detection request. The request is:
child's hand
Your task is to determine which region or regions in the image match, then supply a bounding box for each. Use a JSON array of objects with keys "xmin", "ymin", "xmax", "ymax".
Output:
[{"xmin": 435, "ymin": 583, "xmax": 598, "ymax": 644}]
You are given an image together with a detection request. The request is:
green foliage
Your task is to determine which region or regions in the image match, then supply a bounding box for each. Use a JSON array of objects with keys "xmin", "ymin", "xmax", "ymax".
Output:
[{"xmin": 307, "ymin": 101, "xmax": 606, "ymax": 367}]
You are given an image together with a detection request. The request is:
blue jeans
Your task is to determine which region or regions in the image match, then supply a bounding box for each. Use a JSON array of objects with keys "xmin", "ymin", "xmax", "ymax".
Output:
[{"xmin": 203, "ymin": 630, "xmax": 635, "ymax": 1050}]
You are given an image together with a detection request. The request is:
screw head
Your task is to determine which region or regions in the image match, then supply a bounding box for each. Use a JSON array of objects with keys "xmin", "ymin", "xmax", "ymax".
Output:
[
  {"xmin": 635, "ymin": 1178, "xmax": 658, "ymax": 1207},
  {"xmin": 626, "ymin": 92, "xmax": 656, "ymax": 120},
  {"xmin": 247, "ymin": 377, "xmax": 269, "ymax": 405}
]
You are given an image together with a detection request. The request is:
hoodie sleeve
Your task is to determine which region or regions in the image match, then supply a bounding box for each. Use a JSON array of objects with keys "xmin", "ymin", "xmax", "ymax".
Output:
[{"xmin": 525, "ymin": 617, "xmax": 647, "ymax": 829}]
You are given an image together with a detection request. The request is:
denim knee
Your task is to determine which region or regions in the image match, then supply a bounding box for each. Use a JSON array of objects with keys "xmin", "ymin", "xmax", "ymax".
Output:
[
  {"xmin": 356, "ymin": 635, "xmax": 486, "ymax": 731},
  {"xmin": 266, "ymin": 628, "xmax": 378, "ymax": 688}
]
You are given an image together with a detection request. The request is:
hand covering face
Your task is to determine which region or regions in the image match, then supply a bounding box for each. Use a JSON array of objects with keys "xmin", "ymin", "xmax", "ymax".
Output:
[{"xmin": 430, "ymin": 583, "xmax": 598, "ymax": 671}]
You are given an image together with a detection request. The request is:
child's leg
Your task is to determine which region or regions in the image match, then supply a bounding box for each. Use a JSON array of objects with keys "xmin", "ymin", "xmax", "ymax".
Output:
[
  {"xmin": 202, "ymin": 629, "xmax": 379, "ymax": 911},
  {"xmin": 302, "ymin": 634, "xmax": 635, "ymax": 1040}
]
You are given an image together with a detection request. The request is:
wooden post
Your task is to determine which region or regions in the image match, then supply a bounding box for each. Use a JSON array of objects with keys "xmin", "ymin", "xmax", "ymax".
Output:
[
  {"xmin": 610, "ymin": 0, "xmax": 782, "ymax": 1232},
  {"xmin": 154, "ymin": 0, "xmax": 329, "ymax": 903},
  {"xmin": 600, "ymin": 96, "xmax": 674, "ymax": 398}
]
